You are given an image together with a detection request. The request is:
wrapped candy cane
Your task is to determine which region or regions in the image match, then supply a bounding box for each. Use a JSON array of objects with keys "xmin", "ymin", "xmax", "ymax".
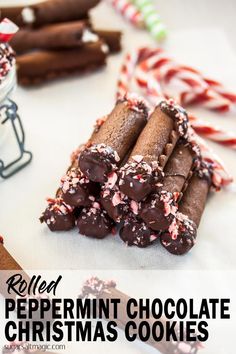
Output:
[
  {"xmin": 116, "ymin": 48, "xmax": 233, "ymax": 187},
  {"xmin": 107, "ymin": 0, "xmax": 144, "ymax": 28},
  {"xmin": 0, "ymin": 18, "xmax": 19, "ymax": 42},
  {"xmin": 131, "ymin": 0, "xmax": 167, "ymax": 40}
]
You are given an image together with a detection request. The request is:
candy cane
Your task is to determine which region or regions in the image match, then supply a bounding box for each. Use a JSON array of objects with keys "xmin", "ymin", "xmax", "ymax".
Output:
[
  {"xmin": 189, "ymin": 115, "xmax": 236, "ymax": 149},
  {"xmin": 107, "ymin": 0, "xmax": 144, "ymax": 28},
  {"xmin": 131, "ymin": 0, "xmax": 167, "ymax": 40},
  {"xmin": 116, "ymin": 48, "xmax": 233, "ymax": 187},
  {"xmin": 138, "ymin": 65, "xmax": 236, "ymax": 150},
  {"xmin": 137, "ymin": 49, "xmax": 236, "ymax": 112},
  {"xmin": 117, "ymin": 47, "xmax": 156, "ymax": 99},
  {"xmin": 0, "ymin": 18, "xmax": 19, "ymax": 42}
]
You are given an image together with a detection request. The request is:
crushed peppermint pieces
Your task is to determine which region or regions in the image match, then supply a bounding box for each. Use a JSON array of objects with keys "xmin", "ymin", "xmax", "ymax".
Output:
[
  {"xmin": 61, "ymin": 168, "xmax": 89, "ymax": 195},
  {"xmin": 94, "ymin": 115, "xmax": 108, "ymax": 133},
  {"xmin": 79, "ymin": 277, "xmax": 116, "ymax": 299},
  {"xmin": 121, "ymin": 215, "xmax": 159, "ymax": 247},
  {"xmin": 41, "ymin": 198, "xmax": 74, "ymax": 225},
  {"xmin": 87, "ymin": 143, "xmax": 120, "ymax": 166},
  {"xmin": 119, "ymin": 158, "xmax": 160, "ymax": 185},
  {"xmin": 168, "ymin": 211, "xmax": 196, "ymax": 241},
  {"xmin": 120, "ymin": 92, "xmax": 150, "ymax": 117},
  {"xmin": 0, "ymin": 43, "xmax": 15, "ymax": 83}
]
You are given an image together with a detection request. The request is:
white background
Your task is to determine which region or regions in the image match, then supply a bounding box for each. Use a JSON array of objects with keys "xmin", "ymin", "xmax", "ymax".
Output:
[{"xmin": 0, "ymin": 0, "xmax": 236, "ymax": 270}]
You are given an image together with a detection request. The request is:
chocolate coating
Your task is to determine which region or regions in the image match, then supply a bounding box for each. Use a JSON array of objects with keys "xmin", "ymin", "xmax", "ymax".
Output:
[
  {"xmin": 62, "ymin": 188, "xmax": 93, "ymax": 207},
  {"xmin": 79, "ymin": 97, "xmax": 148, "ymax": 183},
  {"xmin": 119, "ymin": 159, "xmax": 160, "ymax": 202},
  {"xmin": 120, "ymin": 215, "xmax": 159, "ymax": 248},
  {"xmin": 40, "ymin": 199, "xmax": 75, "ymax": 231},
  {"xmin": 100, "ymin": 188, "xmax": 129, "ymax": 222},
  {"xmin": 61, "ymin": 167, "xmax": 99, "ymax": 207},
  {"xmin": 140, "ymin": 143, "xmax": 193, "ymax": 230},
  {"xmin": 79, "ymin": 144, "xmax": 118, "ymax": 183},
  {"xmin": 161, "ymin": 221, "xmax": 197, "ymax": 255},
  {"xmin": 77, "ymin": 202, "xmax": 114, "ymax": 239},
  {"xmin": 140, "ymin": 193, "xmax": 175, "ymax": 231}
]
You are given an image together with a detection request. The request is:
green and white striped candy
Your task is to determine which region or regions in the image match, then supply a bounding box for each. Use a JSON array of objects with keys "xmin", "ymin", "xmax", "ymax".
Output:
[{"xmin": 132, "ymin": 0, "xmax": 167, "ymax": 41}]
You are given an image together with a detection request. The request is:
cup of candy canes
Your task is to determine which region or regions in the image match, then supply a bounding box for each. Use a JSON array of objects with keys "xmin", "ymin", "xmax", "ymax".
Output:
[{"xmin": 0, "ymin": 42, "xmax": 17, "ymax": 143}]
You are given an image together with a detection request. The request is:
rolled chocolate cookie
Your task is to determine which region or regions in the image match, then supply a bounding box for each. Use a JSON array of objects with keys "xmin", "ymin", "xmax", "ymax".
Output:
[
  {"xmin": 40, "ymin": 198, "xmax": 76, "ymax": 231},
  {"xmin": 161, "ymin": 164, "xmax": 211, "ymax": 255},
  {"xmin": 61, "ymin": 167, "xmax": 99, "ymax": 207},
  {"xmin": 100, "ymin": 173, "xmax": 130, "ymax": 222},
  {"xmin": 0, "ymin": 0, "xmax": 100, "ymax": 27},
  {"xmin": 119, "ymin": 100, "xmax": 189, "ymax": 202},
  {"xmin": 17, "ymin": 40, "xmax": 108, "ymax": 86},
  {"xmin": 119, "ymin": 214, "xmax": 159, "ymax": 247},
  {"xmin": 10, "ymin": 22, "xmax": 99, "ymax": 53},
  {"xmin": 0, "ymin": 6, "xmax": 26, "ymax": 27},
  {"xmin": 94, "ymin": 29, "xmax": 122, "ymax": 53},
  {"xmin": 140, "ymin": 142, "xmax": 194, "ymax": 231},
  {"xmin": 77, "ymin": 201, "xmax": 114, "ymax": 239},
  {"xmin": 79, "ymin": 96, "xmax": 148, "ymax": 183}
]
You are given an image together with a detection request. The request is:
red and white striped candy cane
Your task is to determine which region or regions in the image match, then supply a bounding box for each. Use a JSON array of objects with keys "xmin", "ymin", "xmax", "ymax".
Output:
[
  {"xmin": 117, "ymin": 47, "xmax": 157, "ymax": 99},
  {"xmin": 107, "ymin": 0, "xmax": 144, "ymax": 28},
  {"xmin": 0, "ymin": 18, "xmax": 19, "ymax": 42},
  {"xmin": 189, "ymin": 115, "xmax": 236, "ymax": 149},
  {"xmin": 116, "ymin": 48, "xmax": 233, "ymax": 187},
  {"xmin": 131, "ymin": 48, "xmax": 236, "ymax": 150},
  {"xmin": 137, "ymin": 49, "xmax": 236, "ymax": 112},
  {"xmin": 117, "ymin": 51, "xmax": 139, "ymax": 99}
]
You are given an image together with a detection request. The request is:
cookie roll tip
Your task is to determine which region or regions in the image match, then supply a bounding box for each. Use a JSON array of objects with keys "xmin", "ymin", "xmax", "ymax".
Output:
[
  {"xmin": 79, "ymin": 96, "xmax": 149, "ymax": 183},
  {"xmin": 119, "ymin": 214, "xmax": 160, "ymax": 248},
  {"xmin": 40, "ymin": 197, "xmax": 76, "ymax": 232},
  {"xmin": 77, "ymin": 201, "xmax": 115, "ymax": 239},
  {"xmin": 60, "ymin": 167, "xmax": 99, "ymax": 207}
]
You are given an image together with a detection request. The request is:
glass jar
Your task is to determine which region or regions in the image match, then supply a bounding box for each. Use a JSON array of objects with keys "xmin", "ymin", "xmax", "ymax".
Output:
[{"xmin": 0, "ymin": 46, "xmax": 32, "ymax": 179}]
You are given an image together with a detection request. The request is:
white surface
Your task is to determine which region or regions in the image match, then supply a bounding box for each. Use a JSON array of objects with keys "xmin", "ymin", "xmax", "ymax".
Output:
[{"xmin": 0, "ymin": 1, "xmax": 236, "ymax": 270}]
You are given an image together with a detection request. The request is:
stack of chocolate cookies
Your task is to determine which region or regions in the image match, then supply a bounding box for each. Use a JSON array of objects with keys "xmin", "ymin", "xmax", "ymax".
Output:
[
  {"xmin": 40, "ymin": 96, "xmax": 215, "ymax": 255},
  {"xmin": 1, "ymin": 0, "xmax": 122, "ymax": 85}
]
